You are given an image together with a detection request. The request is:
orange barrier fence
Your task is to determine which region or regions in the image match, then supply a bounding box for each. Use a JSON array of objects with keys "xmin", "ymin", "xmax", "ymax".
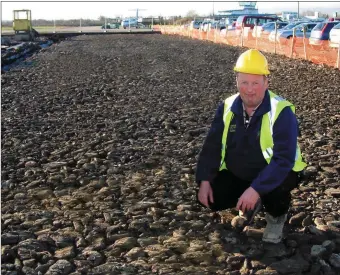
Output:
[{"xmin": 154, "ymin": 25, "xmax": 340, "ymax": 69}]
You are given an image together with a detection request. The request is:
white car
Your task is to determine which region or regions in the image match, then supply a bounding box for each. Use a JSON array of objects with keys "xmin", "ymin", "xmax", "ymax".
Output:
[{"xmin": 329, "ymin": 22, "xmax": 340, "ymax": 47}]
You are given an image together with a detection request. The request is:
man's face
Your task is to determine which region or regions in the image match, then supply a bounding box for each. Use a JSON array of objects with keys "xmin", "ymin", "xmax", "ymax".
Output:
[{"xmin": 236, "ymin": 73, "xmax": 268, "ymax": 108}]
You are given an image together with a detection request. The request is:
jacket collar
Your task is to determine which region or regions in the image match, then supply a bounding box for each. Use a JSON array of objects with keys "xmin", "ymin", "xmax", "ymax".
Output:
[{"xmin": 231, "ymin": 89, "xmax": 271, "ymax": 116}]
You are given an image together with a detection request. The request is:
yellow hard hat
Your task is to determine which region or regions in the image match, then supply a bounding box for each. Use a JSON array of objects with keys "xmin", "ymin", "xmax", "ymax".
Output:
[{"xmin": 234, "ymin": 49, "xmax": 270, "ymax": 75}]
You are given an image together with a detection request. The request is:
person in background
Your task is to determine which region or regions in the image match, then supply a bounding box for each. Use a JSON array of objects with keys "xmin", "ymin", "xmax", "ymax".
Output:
[{"xmin": 196, "ymin": 49, "xmax": 306, "ymax": 243}]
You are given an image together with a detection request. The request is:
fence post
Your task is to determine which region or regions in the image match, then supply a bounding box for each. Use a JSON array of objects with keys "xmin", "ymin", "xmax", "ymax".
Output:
[
  {"xmin": 241, "ymin": 23, "xmax": 244, "ymax": 47},
  {"xmin": 207, "ymin": 24, "xmax": 209, "ymax": 40},
  {"xmin": 79, "ymin": 18, "xmax": 82, "ymax": 33},
  {"xmin": 337, "ymin": 41, "xmax": 340, "ymax": 68},
  {"xmin": 53, "ymin": 18, "xmax": 56, "ymax": 33},
  {"xmin": 274, "ymin": 22, "xmax": 277, "ymax": 54},
  {"xmin": 214, "ymin": 25, "xmax": 217, "ymax": 43},
  {"xmin": 303, "ymin": 25, "xmax": 307, "ymax": 60},
  {"xmin": 290, "ymin": 28, "xmax": 295, "ymax": 58}
]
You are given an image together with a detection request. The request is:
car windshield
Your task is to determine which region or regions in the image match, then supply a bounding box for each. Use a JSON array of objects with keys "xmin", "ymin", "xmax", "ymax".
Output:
[
  {"xmin": 278, "ymin": 23, "xmax": 288, "ymax": 27},
  {"xmin": 313, "ymin": 23, "xmax": 326, "ymax": 31},
  {"xmin": 333, "ymin": 22, "xmax": 340, "ymax": 29},
  {"xmin": 292, "ymin": 23, "xmax": 306, "ymax": 30},
  {"xmin": 261, "ymin": 22, "xmax": 273, "ymax": 28},
  {"xmin": 282, "ymin": 23, "xmax": 300, "ymax": 30}
]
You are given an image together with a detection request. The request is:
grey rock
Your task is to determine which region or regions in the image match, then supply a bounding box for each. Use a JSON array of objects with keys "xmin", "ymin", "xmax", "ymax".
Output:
[
  {"xmin": 269, "ymin": 258, "xmax": 308, "ymax": 274},
  {"xmin": 83, "ymin": 250, "xmax": 104, "ymax": 267},
  {"xmin": 124, "ymin": 247, "xmax": 146, "ymax": 260},
  {"xmin": 54, "ymin": 246, "xmax": 75, "ymax": 259},
  {"xmin": 53, "ymin": 235, "xmax": 76, "ymax": 248},
  {"xmin": 182, "ymin": 251, "xmax": 212, "ymax": 264},
  {"xmin": 1, "ymin": 231, "xmax": 35, "ymax": 245},
  {"xmin": 322, "ymin": 240, "xmax": 336, "ymax": 253},
  {"xmin": 14, "ymin": 192, "xmax": 27, "ymax": 200},
  {"xmin": 17, "ymin": 239, "xmax": 47, "ymax": 260},
  {"xmin": 289, "ymin": 212, "xmax": 307, "ymax": 226},
  {"xmin": 22, "ymin": 266, "xmax": 35, "ymax": 275},
  {"xmin": 243, "ymin": 226, "xmax": 263, "ymax": 238},
  {"xmin": 255, "ymin": 269, "xmax": 279, "ymax": 275},
  {"xmin": 320, "ymin": 259, "xmax": 337, "ymax": 275},
  {"xmin": 35, "ymin": 261, "xmax": 55, "ymax": 274},
  {"xmin": 302, "ymin": 215, "xmax": 313, "ymax": 227},
  {"xmin": 227, "ymin": 253, "xmax": 246, "ymax": 265},
  {"xmin": 1, "ymin": 245, "xmax": 16, "ymax": 262},
  {"xmin": 32, "ymin": 189, "xmax": 55, "ymax": 200},
  {"xmin": 90, "ymin": 262, "xmax": 138, "ymax": 274},
  {"xmin": 311, "ymin": 245, "xmax": 327, "ymax": 258},
  {"xmin": 304, "ymin": 166, "xmax": 318, "ymax": 179},
  {"xmin": 43, "ymin": 162, "xmax": 67, "ymax": 170},
  {"xmin": 137, "ymin": 237, "xmax": 158, "ymax": 247},
  {"xmin": 23, "ymin": 259, "xmax": 36, "ymax": 267},
  {"xmin": 113, "ymin": 237, "xmax": 137, "ymax": 250},
  {"xmin": 46, "ymin": 259, "xmax": 73, "ymax": 275},
  {"xmin": 325, "ymin": 188, "xmax": 340, "ymax": 197},
  {"xmin": 329, "ymin": 253, "xmax": 340, "ymax": 270},
  {"xmin": 128, "ymin": 201, "xmax": 157, "ymax": 212}
]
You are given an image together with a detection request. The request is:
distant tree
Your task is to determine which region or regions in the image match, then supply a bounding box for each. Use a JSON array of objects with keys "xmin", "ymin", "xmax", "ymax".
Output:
[
  {"xmin": 186, "ymin": 10, "xmax": 199, "ymax": 19},
  {"xmin": 301, "ymin": 10, "xmax": 330, "ymax": 18},
  {"xmin": 98, "ymin": 15, "xmax": 106, "ymax": 22},
  {"xmin": 1, "ymin": 20, "xmax": 12, "ymax": 27},
  {"xmin": 319, "ymin": 12, "xmax": 329, "ymax": 18}
]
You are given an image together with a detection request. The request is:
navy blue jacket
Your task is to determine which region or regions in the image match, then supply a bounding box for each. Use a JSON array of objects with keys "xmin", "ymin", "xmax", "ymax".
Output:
[{"xmin": 196, "ymin": 90, "xmax": 298, "ymax": 195}]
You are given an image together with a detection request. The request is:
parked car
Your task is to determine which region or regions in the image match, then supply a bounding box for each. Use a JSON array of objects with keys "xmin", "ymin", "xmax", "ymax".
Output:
[
  {"xmin": 328, "ymin": 17, "xmax": 340, "ymax": 22},
  {"xmin": 200, "ymin": 21, "xmax": 216, "ymax": 31},
  {"xmin": 218, "ymin": 18, "xmax": 236, "ymax": 30},
  {"xmin": 236, "ymin": 15, "xmax": 280, "ymax": 28},
  {"xmin": 235, "ymin": 15, "xmax": 281, "ymax": 35},
  {"xmin": 190, "ymin": 20, "xmax": 203, "ymax": 30},
  {"xmin": 329, "ymin": 22, "xmax": 340, "ymax": 47},
  {"xmin": 309, "ymin": 21, "xmax": 340, "ymax": 46},
  {"xmin": 252, "ymin": 21, "xmax": 288, "ymax": 38},
  {"xmin": 101, "ymin": 23, "xmax": 120, "ymax": 29},
  {"xmin": 268, "ymin": 21, "xmax": 308, "ymax": 42},
  {"xmin": 121, "ymin": 18, "xmax": 138, "ymax": 29},
  {"xmin": 279, "ymin": 22, "xmax": 317, "ymax": 40}
]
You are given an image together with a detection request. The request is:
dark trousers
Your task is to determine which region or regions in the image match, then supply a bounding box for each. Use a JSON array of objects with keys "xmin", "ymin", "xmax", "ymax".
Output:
[{"xmin": 197, "ymin": 170, "xmax": 299, "ymax": 217}]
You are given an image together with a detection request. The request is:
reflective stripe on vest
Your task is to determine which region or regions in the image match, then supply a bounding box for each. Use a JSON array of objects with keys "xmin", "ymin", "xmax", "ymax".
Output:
[{"xmin": 220, "ymin": 90, "xmax": 306, "ymax": 172}]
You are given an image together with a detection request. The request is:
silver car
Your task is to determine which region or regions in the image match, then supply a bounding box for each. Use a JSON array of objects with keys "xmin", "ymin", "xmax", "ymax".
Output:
[{"xmin": 268, "ymin": 21, "xmax": 308, "ymax": 42}]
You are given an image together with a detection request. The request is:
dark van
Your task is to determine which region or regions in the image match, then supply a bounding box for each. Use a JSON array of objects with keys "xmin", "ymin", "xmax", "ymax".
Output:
[{"xmin": 236, "ymin": 15, "xmax": 281, "ymax": 32}]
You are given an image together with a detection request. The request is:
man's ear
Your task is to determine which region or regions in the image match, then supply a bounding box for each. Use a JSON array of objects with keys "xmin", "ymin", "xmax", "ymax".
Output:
[{"xmin": 264, "ymin": 76, "xmax": 269, "ymax": 88}]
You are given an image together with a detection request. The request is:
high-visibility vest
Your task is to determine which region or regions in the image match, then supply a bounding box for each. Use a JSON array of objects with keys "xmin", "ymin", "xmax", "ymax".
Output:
[{"xmin": 219, "ymin": 90, "xmax": 307, "ymax": 172}]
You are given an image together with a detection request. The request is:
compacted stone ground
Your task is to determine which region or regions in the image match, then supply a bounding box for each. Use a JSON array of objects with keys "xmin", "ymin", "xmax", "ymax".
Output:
[{"xmin": 1, "ymin": 34, "xmax": 340, "ymax": 275}]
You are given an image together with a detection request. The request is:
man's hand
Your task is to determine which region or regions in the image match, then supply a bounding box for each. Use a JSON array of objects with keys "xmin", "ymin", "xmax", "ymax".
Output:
[
  {"xmin": 236, "ymin": 187, "xmax": 259, "ymax": 213},
  {"xmin": 198, "ymin": 181, "xmax": 214, "ymax": 208}
]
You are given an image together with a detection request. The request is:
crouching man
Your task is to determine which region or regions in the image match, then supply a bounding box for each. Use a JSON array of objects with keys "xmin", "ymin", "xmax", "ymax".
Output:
[{"xmin": 196, "ymin": 49, "xmax": 306, "ymax": 243}]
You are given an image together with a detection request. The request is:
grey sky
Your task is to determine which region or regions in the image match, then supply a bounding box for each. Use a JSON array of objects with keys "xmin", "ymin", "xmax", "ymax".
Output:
[{"xmin": 2, "ymin": 1, "xmax": 340, "ymax": 20}]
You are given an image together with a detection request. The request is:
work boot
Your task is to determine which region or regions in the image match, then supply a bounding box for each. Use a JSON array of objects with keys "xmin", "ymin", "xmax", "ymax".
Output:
[{"xmin": 262, "ymin": 213, "xmax": 287, "ymax": 243}]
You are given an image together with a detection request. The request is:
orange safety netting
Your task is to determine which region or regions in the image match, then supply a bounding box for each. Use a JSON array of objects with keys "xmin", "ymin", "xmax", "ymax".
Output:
[{"xmin": 155, "ymin": 25, "xmax": 340, "ymax": 69}]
